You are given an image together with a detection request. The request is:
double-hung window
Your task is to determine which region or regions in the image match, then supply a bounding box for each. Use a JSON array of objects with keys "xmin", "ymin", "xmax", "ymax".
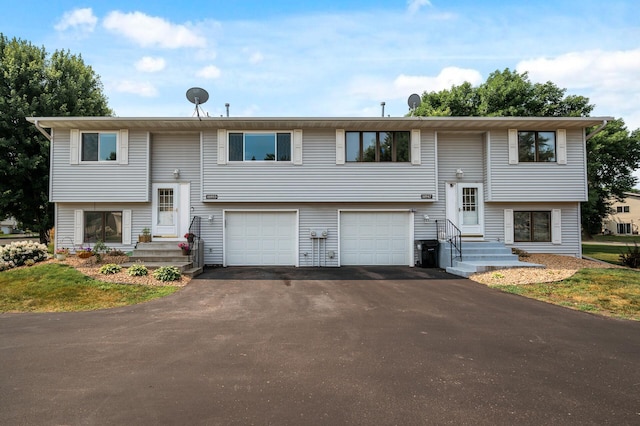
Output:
[
  {"xmin": 518, "ymin": 131, "xmax": 556, "ymax": 162},
  {"xmin": 84, "ymin": 211, "xmax": 122, "ymax": 243},
  {"xmin": 228, "ymin": 132, "xmax": 291, "ymax": 162},
  {"xmin": 514, "ymin": 211, "xmax": 551, "ymax": 242},
  {"xmin": 81, "ymin": 132, "xmax": 118, "ymax": 162},
  {"xmin": 345, "ymin": 131, "xmax": 410, "ymax": 162},
  {"xmin": 616, "ymin": 206, "xmax": 630, "ymax": 213}
]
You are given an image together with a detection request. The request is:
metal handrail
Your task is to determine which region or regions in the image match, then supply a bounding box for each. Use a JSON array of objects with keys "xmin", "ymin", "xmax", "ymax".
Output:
[{"xmin": 436, "ymin": 219, "xmax": 462, "ymax": 266}]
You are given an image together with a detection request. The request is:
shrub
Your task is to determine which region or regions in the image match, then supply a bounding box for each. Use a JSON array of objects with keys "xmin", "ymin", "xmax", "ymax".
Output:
[
  {"xmin": 128, "ymin": 264, "xmax": 149, "ymax": 276},
  {"xmin": 108, "ymin": 249, "xmax": 127, "ymax": 257},
  {"xmin": 24, "ymin": 259, "xmax": 36, "ymax": 267},
  {"xmin": 99, "ymin": 263, "xmax": 122, "ymax": 275},
  {"xmin": 153, "ymin": 266, "xmax": 181, "ymax": 282},
  {"xmin": 0, "ymin": 240, "xmax": 48, "ymax": 270},
  {"xmin": 619, "ymin": 243, "xmax": 640, "ymax": 268}
]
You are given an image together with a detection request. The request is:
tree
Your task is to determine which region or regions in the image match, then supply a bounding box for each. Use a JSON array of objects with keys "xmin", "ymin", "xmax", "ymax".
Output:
[
  {"xmin": 0, "ymin": 34, "xmax": 112, "ymax": 243},
  {"xmin": 413, "ymin": 68, "xmax": 640, "ymax": 235}
]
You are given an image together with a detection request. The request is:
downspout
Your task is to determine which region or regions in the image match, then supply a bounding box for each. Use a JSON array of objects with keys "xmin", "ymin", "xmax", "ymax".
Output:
[
  {"xmin": 585, "ymin": 119, "xmax": 608, "ymax": 141},
  {"xmin": 34, "ymin": 120, "xmax": 52, "ymax": 141}
]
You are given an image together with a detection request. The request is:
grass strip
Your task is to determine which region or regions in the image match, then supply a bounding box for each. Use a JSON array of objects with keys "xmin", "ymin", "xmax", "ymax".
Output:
[
  {"xmin": 491, "ymin": 268, "xmax": 640, "ymax": 321},
  {"xmin": 0, "ymin": 263, "xmax": 178, "ymax": 312}
]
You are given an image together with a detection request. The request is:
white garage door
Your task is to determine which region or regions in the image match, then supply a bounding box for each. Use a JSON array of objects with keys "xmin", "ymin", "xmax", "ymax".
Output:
[
  {"xmin": 340, "ymin": 211, "xmax": 411, "ymax": 265},
  {"xmin": 225, "ymin": 211, "xmax": 297, "ymax": 266}
]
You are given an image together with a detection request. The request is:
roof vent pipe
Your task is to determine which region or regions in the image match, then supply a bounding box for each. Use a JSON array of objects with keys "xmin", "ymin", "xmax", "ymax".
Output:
[
  {"xmin": 225, "ymin": 103, "xmax": 230, "ymax": 117},
  {"xmin": 380, "ymin": 102, "xmax": 385, "ymax": 117}
]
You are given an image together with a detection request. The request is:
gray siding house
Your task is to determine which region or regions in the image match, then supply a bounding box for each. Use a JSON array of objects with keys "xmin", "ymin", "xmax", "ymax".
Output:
[{"xmin": 29, "ymin": 115, "xmax": 610, "ymax": 271}]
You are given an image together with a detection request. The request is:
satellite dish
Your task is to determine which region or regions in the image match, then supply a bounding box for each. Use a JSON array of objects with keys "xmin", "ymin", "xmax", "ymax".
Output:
[
  {"xmin": 186, "ymin": 87, "xmax": 209, "ymax": 118},
  {"xmin": 408, "ymin": 93, "xmax": 421, "ymax": 110}
]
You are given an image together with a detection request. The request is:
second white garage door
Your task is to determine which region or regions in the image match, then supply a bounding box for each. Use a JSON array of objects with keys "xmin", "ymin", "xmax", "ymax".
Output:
[
  {"xmin": 225, "ymin": 211, "xmax": 297, "ymax": 266},
  {"xmin": 340, "ymin": 211, "xmax": 411, "ymax": 266}
]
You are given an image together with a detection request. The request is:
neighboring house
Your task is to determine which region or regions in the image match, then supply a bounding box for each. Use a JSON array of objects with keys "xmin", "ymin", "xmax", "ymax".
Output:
[
  {"xmin": 603, "ymin": 192, "xmax": 640, "ymax": 235},
  {"xmin": 28, "ymin": 115, "xmax": 610, "ymax": 269},
  {"xmin": 0, "ymin": 217, "xmax": 18, "ymax": 234}
]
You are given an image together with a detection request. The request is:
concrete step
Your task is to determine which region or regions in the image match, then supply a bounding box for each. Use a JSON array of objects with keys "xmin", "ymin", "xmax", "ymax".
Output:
[
  {"xmin": 129, "ymin": 254, "xmax": 191, "ymax": 263},
  {"xmin": 447, "ymin": 260, "xmax": 544, "ymax": 278},
  {"xmin": 135, "ymin": 242, "xmax": 186, "ymax": 250}
]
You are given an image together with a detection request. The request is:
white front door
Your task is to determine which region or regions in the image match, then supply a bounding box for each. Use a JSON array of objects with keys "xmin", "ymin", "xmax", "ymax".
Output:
[
  {"xmin": 152, "ymin": 183, "xmax": 189, "ymax": 239},
  {"xmin": 446, "ymin": 182, "xmax": 484, "ymax": 238}
]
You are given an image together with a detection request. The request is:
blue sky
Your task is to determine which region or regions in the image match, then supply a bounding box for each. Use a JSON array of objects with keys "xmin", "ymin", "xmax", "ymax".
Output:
[{"xmin": 1, "ymin": 0, "xmax": 639, "ymax": 130}]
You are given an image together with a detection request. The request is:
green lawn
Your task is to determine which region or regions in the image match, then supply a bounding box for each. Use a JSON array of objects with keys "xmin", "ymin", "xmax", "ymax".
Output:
[
  {"xmin": 582, "ymin": 244, "xmax": 627, "ymax": 265},
  {"xmin": 492, "ymin": 268, "xmax": 640, "ymax": 321},
  {"xmin": 0, "ymin": 263, "xmax": 179, "ymax": 312},
  {"xmin": 588, "ymin": 234, "xmax": 640, "ymax": 243}
]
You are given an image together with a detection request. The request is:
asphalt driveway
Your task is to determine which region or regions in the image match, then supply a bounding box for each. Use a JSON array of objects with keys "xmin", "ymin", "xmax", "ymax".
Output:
[{"xmin": 1, "ymin": 268, "xmax": 639, "ymax": 425}]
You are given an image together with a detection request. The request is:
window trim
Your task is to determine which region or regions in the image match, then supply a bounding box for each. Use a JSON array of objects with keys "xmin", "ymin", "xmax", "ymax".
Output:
[
  {"xmin": 80, "ymin": 130, "xmax": 120, "ymax": 163},
  {"xmin": 345, "ymin": 131, "xmax": 410, "ymax": 163},
  {"xmin": 227, "ymin": 131, "xmax": 293, "ymax": 162},
  {"xmin": 83, "ymin": 211, "xmax": 123, "ymax": 244},
  {"xmin": 517, "ymin": 130, "xmax": 557, "ymax": 163},
  {"xmin": 513, "ymin": 210, "xmax": 552, "ymax": 242}
]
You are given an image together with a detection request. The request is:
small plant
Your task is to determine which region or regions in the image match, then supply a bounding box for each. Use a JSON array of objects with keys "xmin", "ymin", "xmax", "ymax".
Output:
[
  {"xmin": 107, "ymin": 249, "xmax": 127, "ymax": 257},
  {"xmin": 24, "ymin": 259, "xmax": 36, "ymax": 267},
  {"xmin": 99, "ymin": 263, "xmax": 122, "ymax": 275},
  {"xmin": 511, "ymin": 247, "xmax": 530, "ymax": 258},
  {"xmin": 153, "ymin": 266, "xmax": 181, "ymax": 282},
  {"xmin": 184, "ymin": 232, "xmax": 195, "ymax": 240},
  {"xmin": 619, "ymin": 243, "xmax": 640, "ymax": 268},
  {"xmin": 492, "ymin": 272, "xmax": 505, "ymax": 279},
  {"xmin": 139, "ymin": 227, "xmax": 152, "ymax": 243},
  {"xmin": 55, "ymin": 248, "xmax": 69, "ymax": 255},
  {"xmin": 178, "ymin": 242, "xmax": 190, "ymax": 250},
  {"xmin": 76, "ymin": 246, "xmax": 93, "ymax": 259},
  {"xmin": 127, "ymin": 263, "xmax": 148, "ymax": 276}
]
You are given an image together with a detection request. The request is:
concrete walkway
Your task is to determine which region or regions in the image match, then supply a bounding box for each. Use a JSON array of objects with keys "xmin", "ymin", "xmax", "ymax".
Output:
[{"xmin": 1, "ymin": 272, "xmax": 639, "ymax": 425}]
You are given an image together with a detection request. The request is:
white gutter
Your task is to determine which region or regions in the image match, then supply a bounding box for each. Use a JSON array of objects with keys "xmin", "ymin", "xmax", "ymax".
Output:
[
  {"xmin": 33, "ymin": 120, "xmax": 52, "ymax": 141},
  {"xmin": 585, "ymin": 119, "xmax": 608, "ymax": 141}
]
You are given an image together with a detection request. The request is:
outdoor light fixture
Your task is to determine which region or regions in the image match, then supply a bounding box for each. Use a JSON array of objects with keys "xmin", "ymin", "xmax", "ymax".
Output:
[
  {"xmin": 455, "ymin": 168, "xmax": 464, "ymax": 179},
  {"xmin": 208, "ymin": 215, "xmax": 214, "ymax": 223},
  {"xmin": 423, "ymin": 215, "xmax": 430, "ymax": 223},
  {"xmin": 173, "ymin": 169, "xmax": 180, "ymax": 179}
]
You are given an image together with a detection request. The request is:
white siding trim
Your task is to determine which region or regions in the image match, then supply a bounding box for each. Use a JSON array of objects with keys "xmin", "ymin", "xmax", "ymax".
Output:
[
  {"xmin": 411, "ymin": 129, "xmax": 421, "ymax": 165},
  {"xmin": 504, "ymin": 209, "xmax": 514, "ymax": 244},
  {"xmin": 293, "ymin": 129, "xmax": 303, "ymax": 165},
  {"xmin": 74, "ymin": 209, "xmax": 83, "ymax": 244},
  {"xmin": 119, "ymin": 129, "xmax": 129, "ymax": 165},
  {"xmin": 122, "ymin": 210, "xmax": 132, "ymax": 245},
  {"xmin": 557, "ymin": 129, "xmax": 567, "ymax": 165},
  {"xmin": 217, "ymin": 129, "xmax": 227, "ymax": 165},
  {"xmin": 336, "ymin": 129, "xmax": 345, "ymax": 165},
  {"xmin": 508, "ymin": 129, "xmax": 518, "ymax": 164},
  {"xmin": 552, "ymin": 208, "xmax": 562, "ymax": 244},
  {"xmin": 70, "ymin": 129, "xmax": 79, "ymax": 164},
  {"xmin": 485, "ymin": 132, "xmax": 492, "ymax": 200}
]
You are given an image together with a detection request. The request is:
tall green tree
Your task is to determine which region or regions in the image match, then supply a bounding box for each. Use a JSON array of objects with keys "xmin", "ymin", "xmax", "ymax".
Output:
[
  {"xmin": 413, "ymin": 68, "xmax": 640, "ymax": 235},
  {"xmin": 0, "ymin": 34, "xmax": 112, "ymax": 243}
]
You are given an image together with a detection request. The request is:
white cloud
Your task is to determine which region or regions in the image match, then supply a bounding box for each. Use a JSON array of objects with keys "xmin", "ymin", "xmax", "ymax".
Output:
[
  {"xmin": 517, "ymin": 49, "xmax": 640, "ymax": 129},
  {"xmin": 196, "ymin": 65, "xmax": 222, "ymax": 79},
  {"xmin": 103, "ymin": 11, "xmax": 206, "ymax": 48},
  {"xmin": 249, "ymin": 52, "xmax": 264, "ymax": 64},
  {"xmin": 111, "ymin": 80, "xmax": 158, "ymax": 97},
  {"xmin": 135, "ymin": 57, "xmax": 166, "ymax": 73},
  {"xmin": 54, "ymin": 8, "xmax": 97, "ymax": 33},
  {"xmin": 348, "ymin": 67, "xmax": 484, "ymax": 101},
  {"xmin": 407, "ymin": 0, "xmax": 431, "ymax": 14}
]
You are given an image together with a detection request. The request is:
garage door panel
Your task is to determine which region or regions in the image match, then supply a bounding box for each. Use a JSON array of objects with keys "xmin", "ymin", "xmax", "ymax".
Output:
[
  {"xmin": 340, "ymin": 212, "xmax": 410, "ymax": 266},
  {"xmin": 225, "ymin": 212, "xmax": 296, "ymax": 266}
]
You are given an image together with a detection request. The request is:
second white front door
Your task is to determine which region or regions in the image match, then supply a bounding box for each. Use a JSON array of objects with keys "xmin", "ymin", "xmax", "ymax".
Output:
[
  {"xmin": 446, "ymin": 182, "xmax": 484, "ymax": 238},
  {"xmin": 152, "ymin": 183, "xmax": 189, "ymax": 239}
]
